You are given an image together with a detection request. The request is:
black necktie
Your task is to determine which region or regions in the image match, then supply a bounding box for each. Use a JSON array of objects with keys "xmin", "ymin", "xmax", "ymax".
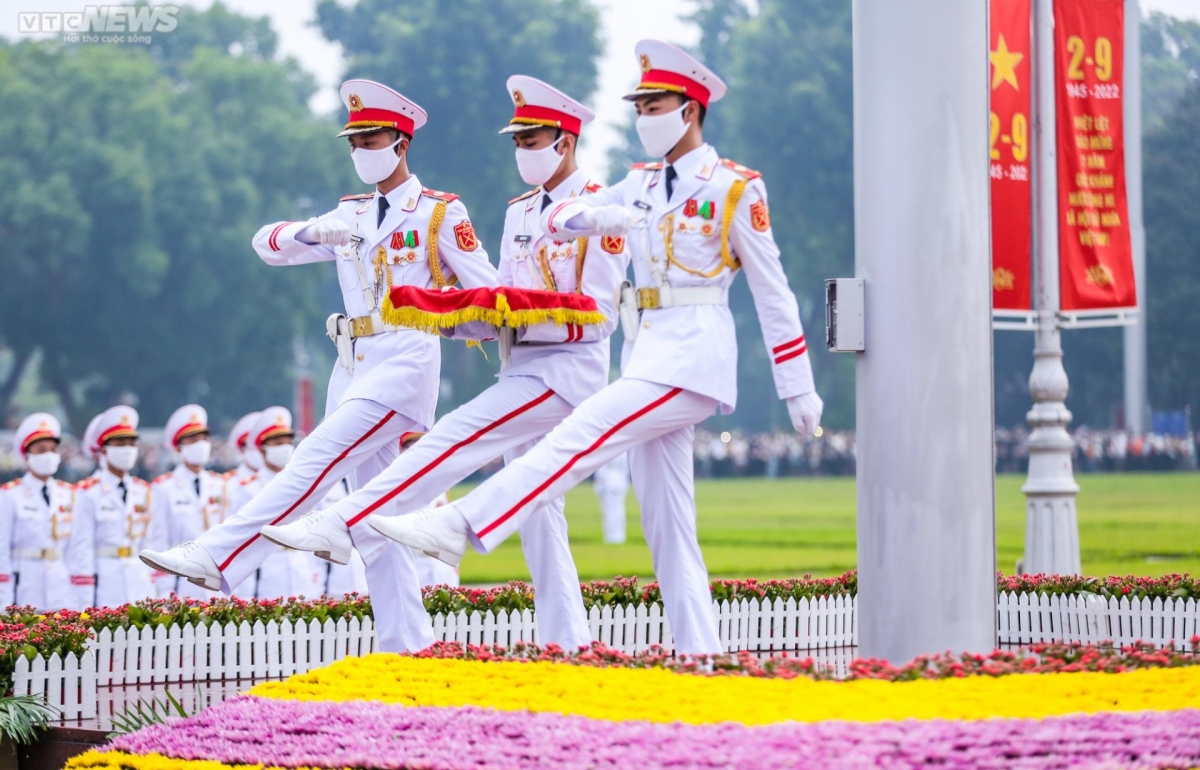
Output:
[
  {"xmin": 541, "ymin": 193, "xmax": 553, "ymax": 212},
  {"xmin": 194, "ymin": 478, "xmax": 200, "ymax": 497},
  {"xmin": 41, "ymin": 484, "xmax": 50, "ymax": 507},
  {"xmin": 665, "ymin": 166, "xmax": 678, "ymax": 200},
  {"xmin": 117, "ymin": 480, "xmax": 127, "ymax": 504},
  {"xmin": 377, "ymin": 196, "xmax": 390, "ymax": 228}
]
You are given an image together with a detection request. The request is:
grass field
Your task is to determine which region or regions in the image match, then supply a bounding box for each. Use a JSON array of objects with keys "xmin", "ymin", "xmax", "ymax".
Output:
[{"xmin": 455, "ymin": 473, "xmax": 1200, "ymax": 584}]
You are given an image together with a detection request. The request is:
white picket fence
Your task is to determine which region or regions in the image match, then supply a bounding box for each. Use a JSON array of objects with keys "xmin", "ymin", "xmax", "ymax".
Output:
[{"xmin": 13, "ymin": 592, "xmax": 1200, "ymax": 720}]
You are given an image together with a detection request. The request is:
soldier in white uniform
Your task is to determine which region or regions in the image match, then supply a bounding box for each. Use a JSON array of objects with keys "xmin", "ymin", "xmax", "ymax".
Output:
[
  {"xmin": 364, "ymin": 41, "xmax": 825, "ymax": 656},
  {"xmin": 140, "ymin": 78, "xmax": 500, "ymax": 653},
  {"xmin": 226, "ymin": 412, "xmax": 262, "ymax": 485},
  {"xmin": 145, "ymin": 405, "xmax": 228, "ymax": 599},
  {"xmin": 67, "ymin": 406, "xmax": 155, "ymax": 609},
  {"xmin": 262, "ymin": 76, "xmax": 627, "ymax": 650},
  {"xmin": 0, "ymin": 414, "xmax": 75, "ymax": 610},
  {"xmin": 593, "ymin": 453, "xmax": 629, "ymax": 544}
]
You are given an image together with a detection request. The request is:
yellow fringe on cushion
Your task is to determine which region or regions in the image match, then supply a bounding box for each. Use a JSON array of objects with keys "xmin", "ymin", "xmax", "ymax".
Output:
[
  {"xmin": 493, "ymin": 293, "xmax": 606, "ymax": 328},
  {"xmin": 380, "ymin": 293, "xmax": 606, "ymax": 335}
]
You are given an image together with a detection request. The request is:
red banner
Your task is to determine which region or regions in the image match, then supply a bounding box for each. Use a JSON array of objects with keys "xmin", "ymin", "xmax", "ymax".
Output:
[
  {"xmin": 1055, "ymin": 0, "xmax": 1136, "ymax": 310},
  {"xmin": 990, "ymin": 0, "xmax": 1033, "ymax": 311}
]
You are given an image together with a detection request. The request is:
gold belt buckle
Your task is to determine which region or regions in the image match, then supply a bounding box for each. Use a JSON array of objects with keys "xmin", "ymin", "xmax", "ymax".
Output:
[
  {"xmin": 637, "ymin": 287, "xmax": 660, "ymax": 310},
  {"xmin": 117, "ymin": 546, "xmax": 132, "ymax": 558},
  {"xmin": 349, "ymin": 316, "xmax": 374, "ymax": 338},
  {"xmin": 43, "ymin": 549, "xmax": 57, "ymax": 560}
]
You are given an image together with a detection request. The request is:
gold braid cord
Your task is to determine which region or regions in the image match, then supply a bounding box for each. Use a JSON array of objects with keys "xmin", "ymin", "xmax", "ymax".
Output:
[
  {"xmin": 665, "ymin": 178, "xmax": 747, "ymax": 278},
  {"xmin": 380, "ymin": 201, "xmax": 453, "ymax": 326},
  {"xmin": 575, "ymin": 238, "xmax": 588, "ymax": 294}
]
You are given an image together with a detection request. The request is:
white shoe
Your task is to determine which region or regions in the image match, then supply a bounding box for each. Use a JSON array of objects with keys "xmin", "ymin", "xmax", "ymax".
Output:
[
  {"xmin": 367, "ymin": 506, "xmax": 468, "ymax": 567},
  {"xmin": 140, "ymin": 542, "xmax": 223, "ymax": 591},
  {"xmin": 260, "ymin": 509, "xmax": 353, "ymax": 565}
]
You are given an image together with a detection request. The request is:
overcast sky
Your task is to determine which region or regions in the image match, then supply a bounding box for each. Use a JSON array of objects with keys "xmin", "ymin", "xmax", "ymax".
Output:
[{"xmin": 2, "ymin": 0, "xmax": 1196, "ymax": 179}]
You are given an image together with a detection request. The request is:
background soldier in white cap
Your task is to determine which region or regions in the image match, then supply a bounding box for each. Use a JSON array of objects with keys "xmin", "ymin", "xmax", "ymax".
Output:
[
  {"xmin": 366, "ymin": 41, "xmax": 825, "ymax": 656},
  {"xmin": 263, "ymin": 75, "xmax": 627, "ymax": 650},
  {"xmin": 141, "ymin": 79, "xmax": 498, "ymax": 651},
  {"xmin": 0, "ymin": 413, "xmax": 75, "ymax": 610},
  {"xmin": 593, "ymin": 452, "xmax": 630, "ymax": 544},
  {"xmin": 226, "ymin": 411, "xmax": 262, "ymax": 484},
  {"xmin": 68, "ymin": 405, "xmax": 155, "ymax": 609},
  {"xmin": 145, "ymin": 405, "xmax": 227, "ymax": 599}
]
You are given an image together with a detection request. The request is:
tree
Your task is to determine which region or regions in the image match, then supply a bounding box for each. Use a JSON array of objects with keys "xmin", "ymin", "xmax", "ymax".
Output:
[{"xmin": 315, "ymin": 0, "xmax": 601, "ymax": 409}]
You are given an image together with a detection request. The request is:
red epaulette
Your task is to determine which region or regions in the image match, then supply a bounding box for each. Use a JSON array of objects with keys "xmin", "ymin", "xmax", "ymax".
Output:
[
  {"xmin": 720, "ymin": 159, "xmax": 762, "ymax": 180},
  {"xmin": 75, "ymin": 477, "xmax": 100, "ymax": 491},
  {"xmin": 508, "ymin": 187, "xmax": 540, "ymax": 205},
  {"xmin": 421, "ymin": 188, "xmax": 460, "ymax": 203},
  {"xmin": 340, "ymin": 192, "xmax": 375, "ymax": 201},
  {"xmin": 0, "ymin": 479, "xmax": 19, "ymax": 491},
  {"xmin": 631, "ymin": 162, "xmax": 664, "ymax": 171},
  {"xmin": 584, "ymin": 182, "xmax": 604, "ymax": 194},
  {"xmin": 240, "ymin": 474, "xmax": 258, "ymax": 486},
  {"xmin": 152, "ymin": 473, "xmax": 171, "ymax": 485}
]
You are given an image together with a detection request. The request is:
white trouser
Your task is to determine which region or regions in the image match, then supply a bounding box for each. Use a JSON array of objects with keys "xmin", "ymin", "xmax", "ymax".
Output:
[
  {"xmin": 598, "ymin": 489, "xmax": 628, "ymax": 544},
  {"xmin": 327, "ymin": 375, "xmax": 591, "ymax": 650},
  {"xmin": 255, "ymin": 548, "xmax": 325, "ymax": 600},
  {"xmin": 452, "ymin": 378, "xmax": 721, "ymax": 655},
  {"xmin": 96, "ymin": 556, "xmax": 154, "ymax": 609},
  {"xmin": 196, "ymin": 398, "xmax": 433, "ymax": 652}
]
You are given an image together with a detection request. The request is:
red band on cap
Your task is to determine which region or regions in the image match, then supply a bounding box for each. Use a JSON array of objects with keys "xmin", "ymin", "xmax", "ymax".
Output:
[
  {"xmin": 256, "ymin": 425, "xmax": 293, "ymax": 448},
  {"xmin": 638, "ymin": 69, "xmax": 712, "ymax": 108},
  {"xmin": 98, "ymin": 425, "xmax": 137, "ymax": 445},
  {"xmin": 172, "ymin": 422, "xmax": 206, "ymax": 447},
  {"xmin": 20, "ymin": 430, "xmax": 57, "ymax": 455},
  {"xmin": 345, "ymin": 107, "xmax": 415, "ymax": 137},
  {"xmin": 511, "ymin": 105, "xmax": 582, "ymax": 135},
  {"xmin": 235, "ymin": 431, "xmax": 251, "ymax": 450}
]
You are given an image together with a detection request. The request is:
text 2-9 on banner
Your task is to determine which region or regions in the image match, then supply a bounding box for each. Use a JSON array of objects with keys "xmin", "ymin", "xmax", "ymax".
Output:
[
  {"xmin": 990, "ymin": 0, "xmax": 1033, "ymax": 311},
  {"xmin": 1055, "ymin": 0, "xmax": 1136, "ymax": 310}
]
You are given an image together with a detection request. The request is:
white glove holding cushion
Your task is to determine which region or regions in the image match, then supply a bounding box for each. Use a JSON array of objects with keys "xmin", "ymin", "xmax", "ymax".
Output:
[
  {"xmin": 578, "ymin": 205, "xmax": 635, "ymax": 237},
  {"xmin": 786, "ymin": 392, "xmax": 824, "ymax": 436},
  {"xmin": 298, "ymin": 217, "xmax": 352, "ymax": 247}
]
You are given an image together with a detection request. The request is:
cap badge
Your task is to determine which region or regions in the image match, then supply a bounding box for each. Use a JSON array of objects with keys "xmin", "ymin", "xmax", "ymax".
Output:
[
  {"xmin": 512, "ymin": 89, "xmax": 526, "ymax": 108},
  {"xmin": 348, "ymin": 93, "xmax": 364, "ymax": 111},
  {"xmin": 119, "ymin": 416, "xmax": 131, "ymax": 426},
  {"xmin": 640, "ymin": 54, "xmax": 652, "ymax": 73}
]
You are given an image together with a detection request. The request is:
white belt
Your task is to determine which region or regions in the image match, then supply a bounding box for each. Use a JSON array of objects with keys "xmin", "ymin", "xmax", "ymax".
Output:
[
  {"xmin": 635, "ymin": 285, "xmax": 725, "ymax": 310},
  {"xmin": 15, "ymin": 548, "xmax": 59, "ymax": 560},
  {"xmin": 97, "ymin": 546, "xmax": 135, "ymax": 559}
]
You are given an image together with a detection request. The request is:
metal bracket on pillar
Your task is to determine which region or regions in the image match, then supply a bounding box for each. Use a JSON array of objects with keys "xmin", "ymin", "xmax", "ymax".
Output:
[{"xmin": 825, "ymin": 278, "xmax": 865, "ymax": 352}]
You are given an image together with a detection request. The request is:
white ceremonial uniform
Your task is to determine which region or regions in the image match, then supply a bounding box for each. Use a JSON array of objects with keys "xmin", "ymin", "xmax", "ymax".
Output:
[
  {"xmin": 593, "ymin": 453, "xmax": 630, "ymax": 544},
  {"xmin": 228, "ymin": 464, "xmax": 257, "ymax": 485},
  {"xmin": 227, "ymin": 469, "xmax": 325, "ymax": 599},
  {"xmin": 444, "ymin": 143, "xmax": 816, "ymax": 655},
  {"xmin": 145, "ymin": 466, "xmax": 227, "ymax": 599},
  {"xmin": 67, "ymin": 470, "xmax": 155, "ymax": 609},
  {"xmin": 0, "ymin": 475, "xmax": 75, "ymax": 610},
  {"xmin": 321, "ymin": 479, "xmax": 368, "ymax": 596},
  {"xmin": 193, "ymin": 177, "xmax": 496, "ymax": 652},
  {"xmin": 324, "ymin": 169, "xmax": 629, "ymax": 650}
]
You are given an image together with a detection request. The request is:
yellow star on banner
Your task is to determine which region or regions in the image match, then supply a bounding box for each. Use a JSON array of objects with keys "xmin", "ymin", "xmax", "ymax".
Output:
[{"xmin": 991, "ymin": 34, "xmax": 1023, "ymax": 91}]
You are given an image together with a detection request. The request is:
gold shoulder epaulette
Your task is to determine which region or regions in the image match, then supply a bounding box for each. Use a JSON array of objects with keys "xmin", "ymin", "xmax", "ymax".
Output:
[
  {"xmin": 584, "ymin": 181, "xmax": 604, "ymax": 194},
  {"xmin": 720, "ymin": 159, "xmax": 762, "ymax": 180},
  {"xmin": 631, "ymin": 161, "xmax": 664, "ymax": 171},
  {"xmin": 340, "ymin": 192, "xmax": 375, "ymax": 201},
  {"xmin": 421, "ymin": 188, "xmax": 460, "ymax": 203},
  {"xmin": 508, "ymin": 187, "xmax": 541, "ymax": 205}
]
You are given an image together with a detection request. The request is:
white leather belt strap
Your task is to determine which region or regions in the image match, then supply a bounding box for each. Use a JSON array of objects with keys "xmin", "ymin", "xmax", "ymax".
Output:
[
  {"xmin": 635, "ymin": 285, "xmax": 724, "ymax": 310},
  {"xmin": 14, "ymin": 548, "xmax": 59, "ymax": 560},
  {"xmin": 96, "ymin": 546, "xmax": 135, "ymax": 559}
]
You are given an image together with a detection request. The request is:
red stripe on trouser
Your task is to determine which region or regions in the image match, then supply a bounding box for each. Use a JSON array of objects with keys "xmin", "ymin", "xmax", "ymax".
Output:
[
  {"xmin": 772, "ymin": 335, "xmax": 804, "ymax": 354},
  {"xmin": 478, "ymin": 387, "xmax": 684, "ymax": 538},
  {"xmin": 775, "ymin": 345, "xmax": 807, "ymax": 365},
  {"xmin": 345, "ymin": 390, "xmax": 557, "ymax": 527},
  {"xmin": 218, "ymin": 410, "xmax": 397, "ymax": 571}
]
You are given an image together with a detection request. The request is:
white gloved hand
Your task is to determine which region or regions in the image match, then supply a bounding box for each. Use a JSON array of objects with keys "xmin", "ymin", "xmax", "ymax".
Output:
[
  {"xmin": 786, "ymin": 392, "xmax": 824, "ymax": 436},
  {"xmin": 299, "ymin": 217, "xmax": 352, "ymax": 247},
  {"xmin": 582, "ymin": 205, "xmax": 635, "ymax": 237}
]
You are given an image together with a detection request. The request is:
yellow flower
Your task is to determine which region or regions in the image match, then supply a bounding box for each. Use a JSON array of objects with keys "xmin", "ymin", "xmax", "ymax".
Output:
[
  {"xmin": 66, "ymin": 751, "xmax": 293, "ymax": 770},
  {"xmin": 249, "ymin": 655, "xmax": 1200, "ymax": 726},
  {"xmin": 79, "ymin": 612, "xmax": 90, "ymax": 621}
]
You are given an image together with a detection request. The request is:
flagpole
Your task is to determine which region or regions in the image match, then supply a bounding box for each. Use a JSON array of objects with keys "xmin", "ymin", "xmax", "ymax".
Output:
[{"xmin": 1122, "ymin": 0, "xmax": 1147, "ymax": 434}]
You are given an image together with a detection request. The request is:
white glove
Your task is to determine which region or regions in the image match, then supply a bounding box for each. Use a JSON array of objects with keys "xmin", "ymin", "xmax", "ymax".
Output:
[
  {"xmin": 786, "ymin": 392, "xmax": 824, "ymax": 436},
  {"xmin": 298, "ymin": 217, "xmax": 352, "ymax": 247},
  {"xmin": 582, "ymin": 205, "xmax": 634, "ymax": 237}
]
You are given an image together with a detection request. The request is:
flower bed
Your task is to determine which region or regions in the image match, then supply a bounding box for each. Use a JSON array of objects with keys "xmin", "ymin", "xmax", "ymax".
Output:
[{"xmin": 68, "ymin": 642, "xmax": 1200, "ymax": 770}]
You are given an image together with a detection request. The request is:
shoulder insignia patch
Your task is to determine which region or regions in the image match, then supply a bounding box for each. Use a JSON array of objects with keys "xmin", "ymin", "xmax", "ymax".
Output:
[
  {"xmin": 584, "ymin": 182, "xmax": 604, "ymax": 194},
  {"xmin": 631, "ymin": 162, "xmax": 665, "ymax": 171},
  {"xmin": 508, "ymin": 187, "xmax": 541, "ymax": 205},
  {"xmin": 750, "ymin": 199, "xmax": 771, "ymax": 232},
  {"xmin": 75, "ymin": 478, "xmax": 100, "ymax": 491},
  {"xmin": 421, "ymin": 188, "xmax": 460, "ymax": 203},
  {"xmin": 453, "ymin": 220, "xmax": 480, "ymax": 251},
  {"xmin": 0, "ymin": 479, "xmax": 19, "ymax": 491},
  {"xmin": 720, "ymin": 159, "xmax": 762, "ymax": 180},
  {"xmin": 340, "ymin": 192, "xmax": 375, "ymax": 201},
  {"xmin": 600, "ymin": 235, "xmax": 625, "ymax": 254}
]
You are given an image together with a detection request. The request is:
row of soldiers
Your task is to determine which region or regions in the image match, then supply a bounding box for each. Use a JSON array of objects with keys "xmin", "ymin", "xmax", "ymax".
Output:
[
  {"xmin": 0, "ymin": 405, "xmax": 459, "ymax": 611},
  {"xmin": 125, "ymin": 39, "xmax": 823, "ymax": 656}
]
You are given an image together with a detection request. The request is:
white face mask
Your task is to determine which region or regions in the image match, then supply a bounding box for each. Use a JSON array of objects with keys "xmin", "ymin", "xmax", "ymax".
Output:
[
  {"xmin": 514, "ymin": 137, "xmax": 565, "ymax": 186},
  {"xmin": 263, "ymin": 443, "xmax": 294, "ymax": 470},
  {"xmin": 180, "ymin": 440, "xmax": 212, "ymax": 468},
  {"xmin": 27, "ymin": 452, "xmax": 61, "ymax": 478},
  {"xmin": 636, "ymin": 103, "xmax": 690, "ymax": 158},
  {"xmin": 243, "ymin": 445, "xmax": 263, "ymax": 472},
  {"xmin": 104, "ymin": 445, "xmax": 139, "ymax": 473},
  {"xmin": 351, "ymin": 137, "xmax": 403, "ymax": 185}
]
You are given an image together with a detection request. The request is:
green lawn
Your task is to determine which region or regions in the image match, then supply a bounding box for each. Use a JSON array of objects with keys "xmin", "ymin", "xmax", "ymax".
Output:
[{"xmin": 455, "ymin": 473, "xmax": 1200, "ymax": 583}]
